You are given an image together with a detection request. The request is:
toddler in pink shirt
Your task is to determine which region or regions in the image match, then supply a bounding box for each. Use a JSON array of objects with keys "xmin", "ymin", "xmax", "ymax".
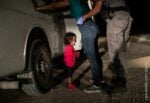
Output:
[{"xmin": 64, "ymin": 32, "xmax": 79, "ymax": 89}]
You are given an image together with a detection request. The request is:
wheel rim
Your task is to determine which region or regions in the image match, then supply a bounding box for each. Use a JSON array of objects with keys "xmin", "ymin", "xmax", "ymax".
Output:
[{"xmin": 33, "ymin": 45, "xmax": 52, "ymax": 90}]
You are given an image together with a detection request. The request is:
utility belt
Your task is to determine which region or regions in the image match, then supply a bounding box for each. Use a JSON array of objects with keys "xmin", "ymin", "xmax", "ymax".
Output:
[
  {"xmin": 101, "ymin": 6, "xmax": 129, "ymax": 20},
  {"xmin": 110, "ymin": 6, "xmax": 129, "ymax": 12}
]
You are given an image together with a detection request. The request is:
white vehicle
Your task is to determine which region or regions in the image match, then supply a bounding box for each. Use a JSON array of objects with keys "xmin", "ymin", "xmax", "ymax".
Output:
[{"xmin": 0, "ymin": 0, "xmax": 67, "ymax": 96}]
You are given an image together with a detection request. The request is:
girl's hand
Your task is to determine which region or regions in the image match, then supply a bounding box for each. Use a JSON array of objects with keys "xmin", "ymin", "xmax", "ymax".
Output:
[{"xmin": 76, "ymin": 52, "xmax": 80, "ymax": 58}]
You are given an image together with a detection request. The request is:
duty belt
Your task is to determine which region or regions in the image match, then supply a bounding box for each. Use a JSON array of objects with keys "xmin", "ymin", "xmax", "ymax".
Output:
[{"xmin": 110, "ymin": 6, "xmax": 129, "ymax": 12}]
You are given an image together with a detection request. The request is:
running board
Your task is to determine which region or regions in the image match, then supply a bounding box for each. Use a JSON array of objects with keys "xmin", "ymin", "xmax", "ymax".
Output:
[{"xmin": 0, "ymin": 81, "xmax": 19, "ymax": 89}]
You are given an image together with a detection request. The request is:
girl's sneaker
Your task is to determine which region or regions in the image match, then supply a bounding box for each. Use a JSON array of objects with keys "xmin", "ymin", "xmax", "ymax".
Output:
[{"xmin": 68, "ymin": 83, "xmax": 76, "ymax": 90}]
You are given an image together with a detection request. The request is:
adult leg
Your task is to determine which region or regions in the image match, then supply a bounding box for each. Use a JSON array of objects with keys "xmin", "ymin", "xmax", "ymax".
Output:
[
  {"xmin": 79, "ymin": 20, "xmax": 103, "ymax": 85},
  {"xmin": 106, "ymin": 11, "xmax": 130, "ymax": 78}
]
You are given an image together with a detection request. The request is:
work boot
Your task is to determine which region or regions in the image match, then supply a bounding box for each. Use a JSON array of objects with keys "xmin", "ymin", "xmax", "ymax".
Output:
[{"xmin": 111, "ymin": 77, "xmax": 127, "ymax": 93}]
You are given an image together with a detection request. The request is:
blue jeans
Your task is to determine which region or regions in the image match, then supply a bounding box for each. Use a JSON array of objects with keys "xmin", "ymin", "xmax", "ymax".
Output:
[{"xmin": 78, "ymin": 20, "xmax": 103, "ymax": 85}]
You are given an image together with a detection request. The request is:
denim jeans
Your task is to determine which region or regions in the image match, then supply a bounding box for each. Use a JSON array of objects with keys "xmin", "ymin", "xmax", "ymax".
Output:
[{"xmin": 78, "ymin": 20, "xmax": 103, "ymax": 85}]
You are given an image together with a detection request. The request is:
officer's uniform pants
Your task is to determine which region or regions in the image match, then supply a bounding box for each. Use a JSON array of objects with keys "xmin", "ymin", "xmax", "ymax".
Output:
[{"xmin": 106, "ymin": 11, "xmax": 133, "ymax": 77}]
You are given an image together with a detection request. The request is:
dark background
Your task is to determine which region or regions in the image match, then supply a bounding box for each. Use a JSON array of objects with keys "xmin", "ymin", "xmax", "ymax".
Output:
[{"xmin": 127, "ymin": 0, "xmax": 150, "ymax": 34}]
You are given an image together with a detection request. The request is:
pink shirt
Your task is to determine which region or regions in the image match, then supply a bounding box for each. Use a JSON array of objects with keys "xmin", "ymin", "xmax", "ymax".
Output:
[{"xmin": 64, "ymin": 45, "xmax": 78, "ymax": 68}]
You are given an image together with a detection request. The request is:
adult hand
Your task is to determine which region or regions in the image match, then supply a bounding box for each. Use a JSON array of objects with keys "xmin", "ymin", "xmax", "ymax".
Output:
[
  {"xmin": 34, "ymin": 6, "xmax": 43, "ymax": 11},
  {"xmin": 34, "ymin": 7, "xmax": 38, "ymax": 11},
  {"xmin": 76, "ymin": 17, "xmax": 85, "ymax": 25}
]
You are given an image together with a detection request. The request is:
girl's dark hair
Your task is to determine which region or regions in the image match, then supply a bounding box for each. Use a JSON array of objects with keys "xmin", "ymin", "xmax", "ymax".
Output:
[{"xmin": 64, "ymin": 32, "xmax": 76, "ymax": 45}]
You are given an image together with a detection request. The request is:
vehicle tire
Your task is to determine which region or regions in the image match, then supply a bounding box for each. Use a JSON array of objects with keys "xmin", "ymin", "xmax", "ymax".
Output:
[{"xmin": 20, "ymin": 39, "xmax": 53, "ymax": 96}]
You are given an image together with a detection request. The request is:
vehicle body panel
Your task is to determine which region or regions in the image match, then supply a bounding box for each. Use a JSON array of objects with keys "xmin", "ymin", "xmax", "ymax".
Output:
[{"xmin": 0, "ymin": 0, "xmax": 64, "ymax": 77}]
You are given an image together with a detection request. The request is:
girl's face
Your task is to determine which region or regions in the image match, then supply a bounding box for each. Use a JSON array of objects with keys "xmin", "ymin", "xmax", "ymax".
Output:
[{"xmin": 70, "ymin": 36, "xmax": 76, "ymax": 46}]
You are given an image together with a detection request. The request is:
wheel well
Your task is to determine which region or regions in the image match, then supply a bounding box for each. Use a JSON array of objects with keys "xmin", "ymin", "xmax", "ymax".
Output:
[
  {"xmin": 25, "ymin": 27, "xmax": 51, "ymax": 70},
  {"xmin": 27, "ymin": 28, "xmax": 49, "ymax": 46}
]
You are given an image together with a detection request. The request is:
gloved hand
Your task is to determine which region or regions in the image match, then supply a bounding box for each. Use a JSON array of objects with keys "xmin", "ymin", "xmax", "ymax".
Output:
[{"xmin": 76, "ymin": 17, "xmax": 85, "ymax": 25}]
